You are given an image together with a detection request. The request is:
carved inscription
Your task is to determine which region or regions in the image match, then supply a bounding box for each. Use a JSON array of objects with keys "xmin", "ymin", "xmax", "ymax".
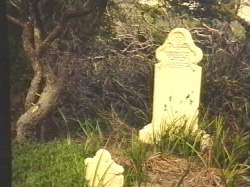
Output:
[{"xmin": 156, "ymin": 28, "xmax": 203, "ymax": 65}]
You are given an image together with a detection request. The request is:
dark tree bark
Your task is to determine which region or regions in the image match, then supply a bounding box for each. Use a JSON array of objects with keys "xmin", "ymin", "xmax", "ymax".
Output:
[{"xmin": 8, "ymin": 0, "xmax": 109, "ymax": 143}]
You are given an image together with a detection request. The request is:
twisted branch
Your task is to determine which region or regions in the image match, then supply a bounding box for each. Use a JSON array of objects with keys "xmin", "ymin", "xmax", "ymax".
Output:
[{"xmin": 7, "ymin": 15, "xmax": 25, "ymax": 28}]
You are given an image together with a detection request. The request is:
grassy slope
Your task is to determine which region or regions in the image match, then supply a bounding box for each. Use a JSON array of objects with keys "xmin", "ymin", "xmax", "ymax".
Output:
[
  {"xmin": 12, "ymin": 118, "xmax": 250, "ymax": 187},
  {"xmin": 12, "ymin": 141, "xmax": 87, "ymax": 187}
]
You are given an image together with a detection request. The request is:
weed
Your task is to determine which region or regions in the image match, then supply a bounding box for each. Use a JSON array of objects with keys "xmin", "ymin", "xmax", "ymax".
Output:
[
  {"xmin": 209, "ymin": 117, "xmax": 250, "ymax": 186},
  {"xmin": 155, "ymin": 119, "xmax": 203, "ymax": 158},
  {"xmin": 126, "ymin": 134, "xmax": 149, "ymax": 187},
  {"xmin": 74, "ymin": 119, "xmax": 104, "ymax": 156}
]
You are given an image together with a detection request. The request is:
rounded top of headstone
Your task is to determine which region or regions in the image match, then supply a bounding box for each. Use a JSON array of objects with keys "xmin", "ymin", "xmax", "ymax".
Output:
[
  {"xmin": 156, "ymin": 28, "xmax": 203, "ymax": 64},
  {"xmin": 237, "ymin": 0, "xmax": 250, "ymax": 25}
]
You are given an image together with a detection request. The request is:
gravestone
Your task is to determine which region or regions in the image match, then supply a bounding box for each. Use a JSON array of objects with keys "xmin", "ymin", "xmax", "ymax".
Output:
[
  {"xmin": 139, "ymin": 28, "xmax": 209, "ymax": 145},
  {"xmin": 84, "ymin": 149, "xmax": 124, "ymax": 187}
]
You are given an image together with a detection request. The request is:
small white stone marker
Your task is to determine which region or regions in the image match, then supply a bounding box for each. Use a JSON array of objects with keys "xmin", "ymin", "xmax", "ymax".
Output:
[
  {"xmin": 139, "ymin": 28, "xmax": 210, "ymax": 146},
  {"xmin": 84, "ymin": 149, "xmax": 124, "ymax": 187}
]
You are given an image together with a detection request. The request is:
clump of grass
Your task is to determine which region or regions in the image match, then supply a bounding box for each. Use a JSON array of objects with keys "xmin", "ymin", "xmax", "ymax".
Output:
[
  {"xmin": 155, "ymin": 119, "xmax": 204, "ymax": 159},
  {"xmin": 58, "ymin": 110, "xmax": 105, "ymax": 155},
  {"xmin": 12, "ymin": 140, "xmax": 88, "ymax": 187},
  {"xmin": 209, "ymin": 117, "xmax": 250, "ymax": 187},
  {"xmin": 74, "ymin": 119, "xmax": 104, "ymax": 156},
  {"xmin": 125, "ymin": 134, "xmax": 150, "ymax": 187}
]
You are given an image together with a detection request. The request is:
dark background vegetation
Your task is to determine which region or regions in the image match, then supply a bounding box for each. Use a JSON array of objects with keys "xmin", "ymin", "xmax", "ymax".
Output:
[{"xmin": 9, "ymin": 0, "xmax": 250, "ymax": 139}]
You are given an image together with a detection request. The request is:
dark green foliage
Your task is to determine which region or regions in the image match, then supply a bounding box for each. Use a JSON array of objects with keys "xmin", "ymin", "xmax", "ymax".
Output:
[
  {"xmin": 52, "ymin": 0, "xmax": 250, "ymax": 133},
  {"xmin": 10, "ymin": 0, "xmax": 250, "ymax": 134}
]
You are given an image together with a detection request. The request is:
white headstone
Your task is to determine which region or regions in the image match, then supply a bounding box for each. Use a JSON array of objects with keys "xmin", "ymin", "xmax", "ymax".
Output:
[
  {"xmin": 139, "ymin": 28, "xmax": 208, "ymax": 144},
  {"xmin": 84, "ymin": 149, "xmax": 124, "ymax": 187}
]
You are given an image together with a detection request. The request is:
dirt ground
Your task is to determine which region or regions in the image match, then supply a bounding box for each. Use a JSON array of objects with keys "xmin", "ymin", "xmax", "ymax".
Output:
[{"xmin": 110, "ymin": 147, "xmax": 250, "ymax": 187}]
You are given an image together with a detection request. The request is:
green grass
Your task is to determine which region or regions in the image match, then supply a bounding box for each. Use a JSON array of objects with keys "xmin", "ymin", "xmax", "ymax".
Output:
[
  {"xmin": 12, "ymin": 140, "xmax": 88, "ymax": 187},
  {"xmin": 12, "ymin": 118, "xmax": 104, "ymax": 187},
  {"xmin": 12, "ymin": 120, "xmax": 116, "ymax": 187}
]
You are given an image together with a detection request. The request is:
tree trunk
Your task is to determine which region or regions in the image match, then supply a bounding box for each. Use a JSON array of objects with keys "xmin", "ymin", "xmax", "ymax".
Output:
[
  {"xmin": 16, "ymin": 62, "xmax": 65, "ymax": 143},
  {"xmin": 11, "ymin": 0, "xmax": 109, "ymax": 143}
]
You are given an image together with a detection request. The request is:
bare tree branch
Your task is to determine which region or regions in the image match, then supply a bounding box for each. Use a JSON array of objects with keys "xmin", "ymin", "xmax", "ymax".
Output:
[
  {"xmin": 8, "ymin": 0, "xmax": 22, "ymax": 12},
  {"xmin": 28, "ymin": 0, "xmax": 45, "ymax": 42},
  {"xmin": 235, "ymin": 0, "xmax": 242, "ymax": 15},
  {"xmin": 37, "ymin": 7, "xmax": 93, "ymax": 56},
  {"xmin": 22, "ymin": 21, "xmax": 36, "ymax": 60},
  {"xmin": 7, "ymin": 15, "xmax": 25, "ymax": 28}
]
